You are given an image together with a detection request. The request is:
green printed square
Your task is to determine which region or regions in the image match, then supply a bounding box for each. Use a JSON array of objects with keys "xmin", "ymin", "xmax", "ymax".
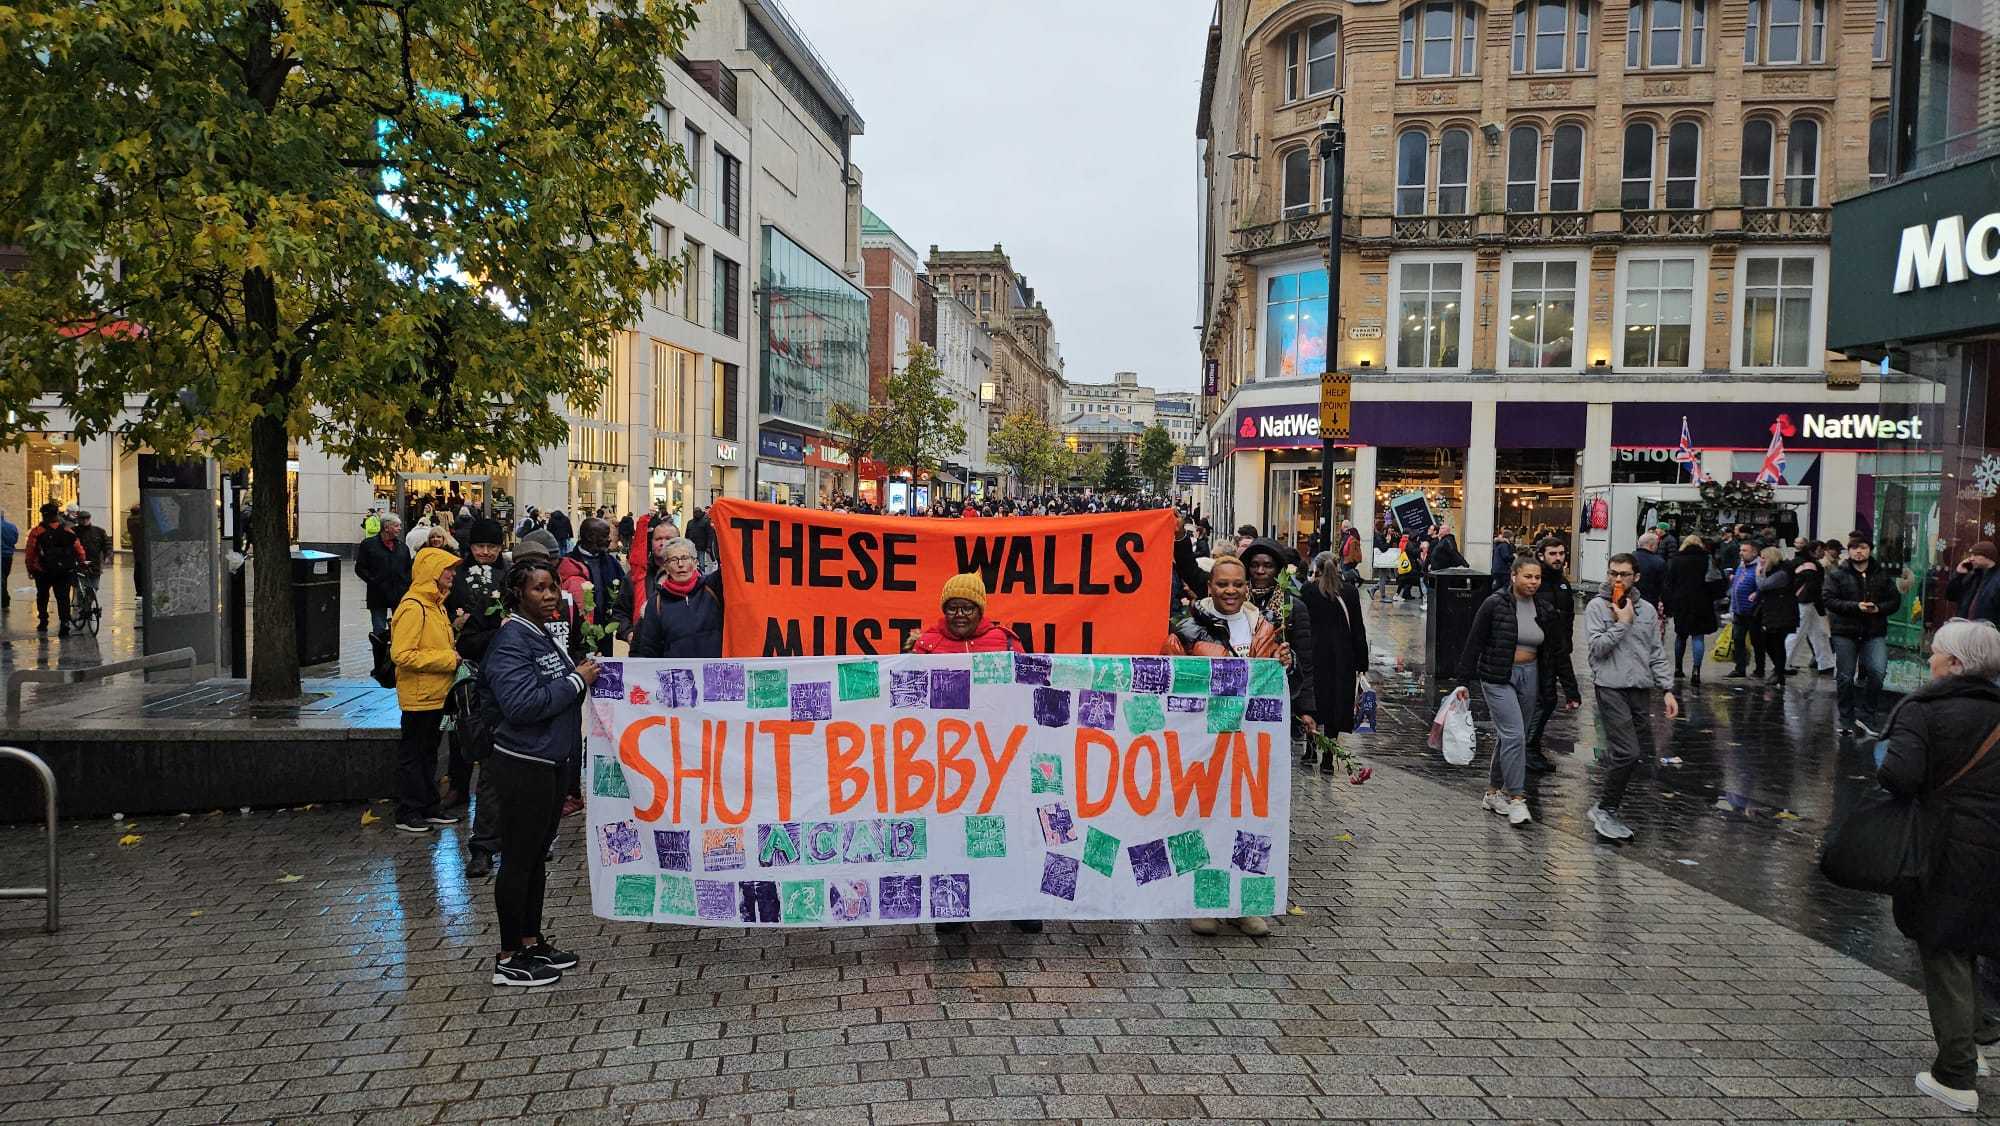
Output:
[
  {"xmin": 591, "ymin": 756, "xmax": 630, "ymax": 799},
  {"xmin": 1124, "ymin": 694, "xmax": 1164, "ymax": 734},
  {"xmin": 1082, "ymin": 826, "xmax": 1120, "ymax": 878},
  {"xmin": 902, "ymin": 818, "xmax": 928, "ymax": 861},
  {"xmin": 1051, "ymin": 656, "xmax": 1092, "ymax": 689},
  {"xmin": 1207, "ymin": 695, "xmax": 1247, "ymax": 734},
  {"xmin": 1172, "ymin": 657, "xmax": 1210, "ymax": 694},
  {"xmin": 972, "ymin": 652, "xmax": 1014, "ymax": 685},
  {"xmin": 1249, "ymin": 659, "xmax": 1286, "ymax": 697},
  {"xmin": 1168, "ymin": 829, "xmax": 1211, "ymax": 875},
  {"xmin": 779, "ymin": 880, "xmax": 824, "ymax": 924},
  {"xmin": 964, "ymin": 815, "xmax": 1007, "ymax": 859},
  {"xmin": 1193, "ymin": 868, "xmax": 1231, "ymax": 910},
  {"xmin": 837, "ymin": 661, "xmax": 880, "ymax": 701},
  {"xmin": 1090, "ymin": 657, "xmax": 1132, "ymax": 692},
  {"xmin": 1028, "ymin": 752, "xmax": 1064, "ymax": 794},
  {"xmin": 612, "ymin": 874, "xmax": 656, "ymax": 918},
  {"xmin": 748, "ymin": 668, "xmax": 789, "ymax": 709},
  {"xmin": 657, "ymin": 874, "xmax": 696, "ymax": 917},
  {"xmin": 1240, "ymin": 875, "xmax": 1277, "ymax": 917}
]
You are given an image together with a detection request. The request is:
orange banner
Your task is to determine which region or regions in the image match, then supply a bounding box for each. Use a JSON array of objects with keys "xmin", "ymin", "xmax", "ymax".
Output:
[{"xmin": 709, "ymin": 499, "xmax": 1179, "ymax": 657}]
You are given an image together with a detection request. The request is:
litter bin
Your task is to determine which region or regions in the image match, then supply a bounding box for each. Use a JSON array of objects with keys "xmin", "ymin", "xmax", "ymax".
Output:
[
  {"xmin": 1424, "ymin": 567, "xmax": 1495, "ymax": 708},
  {"xmin": 293, "ymin": 549, "xmax": 342, "ymax": 666}
]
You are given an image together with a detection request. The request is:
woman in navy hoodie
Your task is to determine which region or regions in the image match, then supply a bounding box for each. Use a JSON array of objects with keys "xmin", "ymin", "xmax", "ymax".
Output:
[{"xmin": 480, "ymin": 558, "xmax": 600, "ymax": 987}]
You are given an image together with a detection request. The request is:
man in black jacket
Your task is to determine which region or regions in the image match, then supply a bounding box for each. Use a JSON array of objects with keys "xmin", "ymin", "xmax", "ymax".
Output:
[
  {"xmin": 354, "ymin": 514, "xmax": 411, "ymax": 636},
  {"xmin": 1525, "ymin": 536, "xmax": 1582, "ymax": 770},
  {"xmin": 1824, "ymin": 535, "xmax": 1902, "ymax": 736}
]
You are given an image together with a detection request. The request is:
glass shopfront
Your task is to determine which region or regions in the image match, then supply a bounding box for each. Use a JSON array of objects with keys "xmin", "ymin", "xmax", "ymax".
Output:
[
  {"xmin": 1373, "ymin": 447, "xmax": 1464, "ymax": 535},
  {"xmin": 759, "ymin": 225, "xmax": 870, "ymax": 432}
]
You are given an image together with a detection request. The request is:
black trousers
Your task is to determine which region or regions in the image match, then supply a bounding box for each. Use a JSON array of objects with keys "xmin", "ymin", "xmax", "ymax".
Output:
[
  {"xmin": 445, "ymin": 734, "xmax": 472, "ymax": 801},
  {"xmin": 34, "ymin": 573, "xmax": 70, "ymax": 626},
  {"xmin": 1920, "ymin": 945, "xmax": 2000, "ymax": 1090},
  {"xmin": 1526, "ymin": 653, "xmax": 1577, "ymax": 755},
  {"xmin": 2, "ymin": 552, "xmax": 11, "ymax": 604},
  {"xmin": 1731, "ymin": 612, "xmax": 1765, "ymax": 674},
  {"xmin": 1759, "ymin": 628, "xmax": 1790, "ymax": 677},
  {"xmin": 491, "ymin": 752, "xmax": 566, "ymax": 951},
  {"xmin": 396, "ymin": 709, "xmax": 445, "ymax": 824}
]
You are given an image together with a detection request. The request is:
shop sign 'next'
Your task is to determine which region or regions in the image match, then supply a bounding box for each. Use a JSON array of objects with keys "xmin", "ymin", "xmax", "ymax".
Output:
[{"xmin": 1892, "ymin": 211, "xmax": 2000, "ymax": 293}]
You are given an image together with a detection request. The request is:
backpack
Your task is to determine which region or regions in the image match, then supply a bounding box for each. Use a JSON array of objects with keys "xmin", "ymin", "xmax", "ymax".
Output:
[{"xmin": 37, "ymin": 524, "xmax": 79, "ymax": 575}]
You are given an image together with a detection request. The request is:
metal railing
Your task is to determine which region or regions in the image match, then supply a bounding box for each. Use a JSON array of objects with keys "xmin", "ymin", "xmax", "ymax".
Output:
[
  {"xmin": 6, "ymin": 647, "xmax": 199, "ymax": 715},
  {"xmin": 0, "ymin": 747, "xmax": 58, "ymax": 933}
]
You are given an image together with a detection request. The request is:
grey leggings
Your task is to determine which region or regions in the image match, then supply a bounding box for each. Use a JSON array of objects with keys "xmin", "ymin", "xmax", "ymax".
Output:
[{"xmin": 1482, "ymin": 660, "xmax": 1538, "ymax": 797}]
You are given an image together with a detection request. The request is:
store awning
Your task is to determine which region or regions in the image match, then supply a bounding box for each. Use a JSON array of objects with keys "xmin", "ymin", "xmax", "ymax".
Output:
[{"xmin": 932, "ymin": 469, "xmax": 963, "ymax": 486}]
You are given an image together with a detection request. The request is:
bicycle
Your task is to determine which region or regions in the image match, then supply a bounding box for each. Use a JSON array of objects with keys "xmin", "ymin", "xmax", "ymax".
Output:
[{"xmin": 67, "ymin": 570, "xmax": 101, "ymax": 637}]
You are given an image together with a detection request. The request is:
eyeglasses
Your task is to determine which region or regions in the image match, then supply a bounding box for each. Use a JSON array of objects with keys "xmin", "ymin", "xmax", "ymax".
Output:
[
  {"xmin": 1606, "ymin": 570, "xmax": 1636, "ymax": 579},
  {"xmin": 662, "ymin": 554, "xmax": 696, "ymax": 564}
]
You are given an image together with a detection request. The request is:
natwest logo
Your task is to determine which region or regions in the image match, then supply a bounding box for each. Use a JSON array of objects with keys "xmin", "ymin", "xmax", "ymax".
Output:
[
  {"xmin": 1800, "ymin": 413, "xmax": 1923, "ymax": 441},
  {"xmin": 1233, "ymin": 404, "xmax": 1326, "ymax": 448}
]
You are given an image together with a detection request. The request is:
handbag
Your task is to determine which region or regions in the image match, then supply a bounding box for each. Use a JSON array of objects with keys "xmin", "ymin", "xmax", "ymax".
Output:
[
  {"xmin": 367, "ymin": 630, "xmax": 397, "ymax": 689},
  {"xmin": 1820, "ymin": 720, "xmax": 2000, "ymax": 895}
]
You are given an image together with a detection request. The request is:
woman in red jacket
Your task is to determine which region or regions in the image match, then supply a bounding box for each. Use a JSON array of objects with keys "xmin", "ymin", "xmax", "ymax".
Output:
[{"xmin": 909, "ymin": 573, "xmax": 1022, "ymax": 654}]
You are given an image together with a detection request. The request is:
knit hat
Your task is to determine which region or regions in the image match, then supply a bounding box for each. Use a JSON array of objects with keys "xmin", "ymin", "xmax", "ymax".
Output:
[
  {"xmin": 940, "ymin": 572, "xmax": 987, "ymax": 611},
  {"xmin": 469, "ymin": 517, "xmax": 505, "ymax": 546},
  {"xmin": 512, "ymin": 528, "xmax": 560, "ymax": 561},
  {"xmin": 1974, "ymin": 542, "xmax": 2000, "ymax": 563}
]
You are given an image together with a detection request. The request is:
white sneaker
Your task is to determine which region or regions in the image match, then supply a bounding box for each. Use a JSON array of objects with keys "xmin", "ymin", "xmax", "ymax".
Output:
[
  {"xmin": 1589, "ymin": 804, "xmax": 1635, "ymax": 841},
  {"xmin": 1506, "ymin": 797, "xmax": 1533, "ymax": 826},
  {"xmin": 1917, "ymin": 1070, "xmax": 1978, "ymax": 1113},
  {"xmin": 1482, "ymin": 791, "xmax": 1510, "ymax": 816},
  {"xmin": 1189, "ymin": 917, "xmax": 1220, "ymax": 936},
  {"xmin": 1232, "ymin": 915, "xmax": 1271, "ymax": 937}
]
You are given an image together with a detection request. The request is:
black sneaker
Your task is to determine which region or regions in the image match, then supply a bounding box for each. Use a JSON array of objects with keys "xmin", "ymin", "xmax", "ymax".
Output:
[
  {"xmin": 1318, "ymin": 754, "xmax": 1337, "ymax": 776},
  {"xmin": 394, "ymin": 821, "xmax": 432, "ymax": 834},
  {"xmin": 1299, "ymin": 747, "xmax": 1318, "ymax": 768},
  {"xmin": 425, "ymin": 813, "xmax": 461, "ymax": 825},
  {"xmin": 1526, "ymin": 752, "xmax": 1557, "ymax": 774},
  {"xmin": 934, "ymin": 922, "xmax": 970, "ymax": 936},
  {"xmin": 1009, "ymin": 920, "xmax": 1044, "ymax": 934},
  {"xmin": 1855, "ymin": 717, "xmax": 1881, "ymax": 738},
  {"xmin": 493, "ymin": 952, "xmax": 560, "ymax": 988},
  {"xmin": 35, "ymin": 620, "xmax": 47, "ymax": 633},
  {"xmin": 523, "ymin": 940, "xmax": 577, "ymax": 970},
  {"xmin": 466, "ymin": 850, "xmax": 493, "ymax": 879}
]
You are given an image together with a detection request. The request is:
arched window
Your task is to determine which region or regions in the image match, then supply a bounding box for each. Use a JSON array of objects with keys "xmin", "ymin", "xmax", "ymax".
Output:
[
  {"xmin": 1784, "ymin": 118, "xmax": 1819, "ymax": 205},
  {"xmin": 1282, "ymin": 148, "xmax": 1313, "ymax": 217},
  {"xmin": 1284, "ymin": 19, "xmax": 1341, "ymax": 101},
  {"xmin": 1396, "ymin": 130, "xmax": 1430, "ymax": 215},
  {"xmin": 1401, "ymin": 0, "xmax": 1481, "ymax": 78},
  {"xmin": 1621, "ymin": 121, "xmax": 1655, "ymax": 209},
  {"xmin": 1513, "ymin": 0, "xmax": 1592, "ymax": 73},
  {"xmin": 1740, "ymin": 118, "xmax": 1775, "ymax": 206},
  {"xmin": 1868, "ymin": 112, "xmax": 1890, "ymax": 186},
  {"xmin": 1507, "ymin": 125, "xmax": 1542, "ymax": 211},
  {"xmin": 1745, "ymin": 0, "xmax": 1827, "ymax": 64},
  {"xmin": 1626, "ymin": 0, "xmax": 1707, "ymax": 68},
  {"xmin": 1549, "ymin": 123, "xmax": 1585, "ymax": 209},
  {"xmin": 1438, "ymin": 128, "xmax": 1472, "ymax": 212},
  {"xmin": 1665, "ymin": 120, "xmax": 1700, "ymax": 208}
]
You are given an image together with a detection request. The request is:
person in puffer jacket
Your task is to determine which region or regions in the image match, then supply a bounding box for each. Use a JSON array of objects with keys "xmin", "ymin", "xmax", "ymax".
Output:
[
  {"xmin": 908, "ymin": 572, "xmax": 1022, "ymax": 654},
  {"xmin": 391, "ymin": 546, "xmax": 465, "ymax": 833}
]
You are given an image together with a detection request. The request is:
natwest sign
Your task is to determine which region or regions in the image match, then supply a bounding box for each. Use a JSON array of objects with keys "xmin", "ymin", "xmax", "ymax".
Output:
[
  {"xmin": 1800, "ymin": 412, "xmax": 1923, "ymax": 441},
  {"xmin": 1237, "ymin": 406, "xmax": 1322, "ymax": 446}
]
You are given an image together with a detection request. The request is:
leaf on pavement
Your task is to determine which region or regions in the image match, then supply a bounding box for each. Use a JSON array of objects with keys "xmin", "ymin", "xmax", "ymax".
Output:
[
  {"xmin": 1332, "ymin": 832, "xmax": 1354, "ymax": 844},
  {"xmin": 117, "ymin": 833, "xmax": 142, "ymax": 847},
  {"xmin": 274, "ymin": 873, "xmax": 303, "ymax": 884},
  {"xmin": 359, "ymin": 810, "xmax": 380, "ymax": 826},
  {"xmin": 1286, "ymin": 905, "xmax": 1306, "ymax": 916},
  {"xmin": 1774, "ymin": 810, "xmax": 1802, "ymax": 821},
  {"xmin": 188, "ymin": 910, "xmax": 203, "ymax": 917}
]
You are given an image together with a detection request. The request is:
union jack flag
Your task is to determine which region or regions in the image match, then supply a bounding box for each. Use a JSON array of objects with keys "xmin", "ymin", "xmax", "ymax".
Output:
[
  {"xmin": 1756, "ymin": 420, "xmax": 1788, "ymax": 484},
  {"xmin": 1671, "ymin": 416, "xmax": 1710, "ymax": 483}
]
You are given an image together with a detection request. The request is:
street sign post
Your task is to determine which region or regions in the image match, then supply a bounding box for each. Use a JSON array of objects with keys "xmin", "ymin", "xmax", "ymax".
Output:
[{"xmin": 1319, "ymin": 371, "xmax": 1351, "ymax": 440}]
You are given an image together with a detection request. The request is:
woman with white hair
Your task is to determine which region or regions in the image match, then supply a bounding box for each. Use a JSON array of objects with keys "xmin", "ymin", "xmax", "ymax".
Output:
[{"xmin": 1879, "ymin": 617, "xmax": 2000, "ymax": 1112}]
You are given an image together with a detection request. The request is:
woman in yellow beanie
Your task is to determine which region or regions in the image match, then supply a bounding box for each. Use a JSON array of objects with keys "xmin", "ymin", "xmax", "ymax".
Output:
[{"xmin": 909, "ymin": 572, "xmax": 1022, "ymax": 654}]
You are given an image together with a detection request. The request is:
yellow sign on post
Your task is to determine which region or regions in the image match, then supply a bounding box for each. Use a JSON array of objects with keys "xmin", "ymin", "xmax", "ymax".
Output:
[{"xmin": 1319, "ymin": 371, "xmax": 1351, "ymax": 440}]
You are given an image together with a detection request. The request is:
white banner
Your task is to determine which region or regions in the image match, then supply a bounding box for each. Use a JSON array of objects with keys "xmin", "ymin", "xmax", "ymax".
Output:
[{"xmin": 582, "ymin": 653, "xmax": 1291, "ymax": 926}]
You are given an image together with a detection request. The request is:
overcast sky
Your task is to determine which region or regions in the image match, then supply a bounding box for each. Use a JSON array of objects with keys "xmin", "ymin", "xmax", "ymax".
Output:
[{"xmin": 781, "ymin": 0, "xmax": 1215, "ymax": 393}]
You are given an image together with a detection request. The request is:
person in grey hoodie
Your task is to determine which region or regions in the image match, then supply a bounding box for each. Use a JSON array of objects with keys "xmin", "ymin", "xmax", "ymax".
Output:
[{"xmin": 1583, "ymin": 553, "xmax": 1681, "ymax": 841}]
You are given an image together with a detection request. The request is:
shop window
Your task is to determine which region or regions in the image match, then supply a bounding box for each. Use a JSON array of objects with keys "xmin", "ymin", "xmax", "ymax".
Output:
[
  {"xmin": 1395, "ymin": 130, "xmax": 1429, "ymax": 215},
  {"xmin": 1262, "ymin": 265, "xmax": 1329, "ymax": 381},
  {"xmin": 1627, "ymin": 0, "xmax": 1706, "ymax": 67},
  {"xmin": 1393, "ymin": 259, "xmax": 1466, "ymax": 370},
  {"xmin": 1549, "ymin": 124, "xmax": 1584, "ymax": 210},
  {"xmin": 1738, "ymin": 254, "xmax": 1818, "ymax": 369},
  {"xmin": 1868, "ymin": 112, "xmax": 1890, "ymax": 186},
  {"xmin": 1620, "ymin": 121, "xmax": 1655, "ymax": 208},
  {"xmin": 1505, "ymin": 258, "xmax": 1579, "ymax": 369},
  {"xmin": 1400, "ymin": 0, "xmax": 1481, "ymax": 79},
  {"xmin": 1438, "ymin": 128, "xmax": 1471, "ymax": 213},
  {"xmin": 1513, "ymin": 0, "xmax": 1591, "ymax": 72},
  {"xmin": 1784, "ymin": 119, "xmax": 1819, "ymax": 205},
  {"xmin": 1285, "ymin": 19, "xmax": 1341, "ymax": 101},
  {"xmin": 1740, "ymin": 118, "xmax": 1775, "ymax": 206},
  {"xmin": 1620, "ymin": 255, "xmax": 1697, "ymax": 367},
  {"xmin": 1745, "ymin": 0, "xmax": 1826, "ymax": 64},
  {"xmin": 1506, "ymin": 125, "xmax": 1541, "ymax": 212},
  {"xmin": 1281, "ymin": 147, "xmax": 1313, "ymax": 218}
]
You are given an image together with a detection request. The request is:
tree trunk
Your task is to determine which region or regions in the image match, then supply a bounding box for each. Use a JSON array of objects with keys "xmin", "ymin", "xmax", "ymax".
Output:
[{"xmin": 249, "ymin": 412, "xmax": 301, "ymax": 701}]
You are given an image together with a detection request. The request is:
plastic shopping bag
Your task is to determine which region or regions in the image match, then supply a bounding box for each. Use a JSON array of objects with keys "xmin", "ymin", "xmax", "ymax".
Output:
[
  {"xmin": 1354, "ymin": 675, "xmax": 1378, "ymax": 734},
  {"xmin": 1429, "ymin": 691, "xmax": 1476, "ymax": 766},
  {"xmin": 1711, "ymin": 626, "xmax": 1735, "ymax": 663}
]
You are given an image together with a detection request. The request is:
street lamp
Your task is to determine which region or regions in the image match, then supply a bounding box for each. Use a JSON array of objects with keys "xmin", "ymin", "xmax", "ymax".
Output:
[{"xmin": 1314, "ymin": 97, "xmax": 1346, "ymax": 558}]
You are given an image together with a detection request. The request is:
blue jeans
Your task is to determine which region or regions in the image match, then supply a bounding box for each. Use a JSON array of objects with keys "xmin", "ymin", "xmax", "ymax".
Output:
[
  {"xmin": 1482, "ymin": 660, "xmax": 1538, "ymax": 797},
  {"xmin": 370, "ymin": 607, "xmax": 389, "ymax": 636},
  {"xmin": 1834, "ymin": 635, "xmax": 1887, "ymax": 723},
  {"xmin": 1673, "ymin": 631, "xmax": 1707, "ymax": 672}
]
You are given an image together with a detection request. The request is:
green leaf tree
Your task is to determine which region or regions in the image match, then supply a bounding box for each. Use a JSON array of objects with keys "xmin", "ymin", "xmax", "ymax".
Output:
[
  {"xmin": 827, "ymin": 400, "xmax": 888, "ymax": 499},
  {"xmin": 989, "ymin": 410, "xmax": 1057, "ymax": 495},
  {"xmin": 0, "ymin": 0, "xmax": 695, "ymax": 700},
  {"xmin": 1100, "ymin": 442, "xmax": 1136, "ymax": 493},
  {"xmin": 1138, "ymin": 424, "xmax": 1178, "ymax": 494},
  {"xmin": 873, "ymin": 343, "xmax": 967, "ymax": 481}
]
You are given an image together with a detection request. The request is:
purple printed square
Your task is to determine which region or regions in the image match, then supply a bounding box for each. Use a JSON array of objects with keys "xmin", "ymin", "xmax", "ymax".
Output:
[
  {"xmin": 597, "ymin": 821, "xmax": 643, "ymax": 865},
  {"xmin": 1130, "ymin": 657, "xmax": 1171, "ymax": 694},
  {"xmin": 1231, "ymin": 830, "xmax": 1273, "ymax": 875},
  {"xmin": 654, "ymin": 829, "xmax": 691, "ymax": 871},
  {"xmin": 929, "ymin": 669, "xmax": 971, "ymax": 709},
  {"xmin": 790, "ymin": 681, "xmax": 832, "ymax": 722},
  {"xmin": 704, "ymin": 663, "xmax": 746, "ymax": 701},
  {"xmin": 1033, "ymin": 687, "xmax": 1071, "ymax": 727},
  {"xmin": 878, "ymin": 875, "xmax": 923, "ymax": 920},
  {"xmin": 1013, "ymin": 653, "xmax": 1051, "ymax": 685},
  {"xmin": 695, "ymin": 879, "xmax": 736, "ymax": 920},
  {"xmin": 1077, "ymin": 690, "xmax": 1116, "ymax": 730},
  {"xmin": 889, "ymin": 669, "xmax": 929, "ymax": 707},
  {"xmin": 928, "ymin": 873, "xmax": 971, "ymax": 919},
  {"xmin": 1040, "ymin": 852, "xmax": 1080, "ymax": 900},
  {"xmin": 590, "ymin": 660, "xmax": 626, "ymax": 699},
  {"xmin": 1245, "ymin": 697, "xmax": 1285, "ymax": 723},
  {"xmin": 655, "ymin": 668, "xmax": 699, "ymax": 709},
  {"xmin": 1128, "ymin": 840, "xmax": 1172, "ymax": 884},
  {"xmin": 1209, "ymin": 659, "xmax": 1249, "ymax": 696},
  {"xmin": 1166, "ymin": 695, "xmax": 1207, "ymax": 713}
]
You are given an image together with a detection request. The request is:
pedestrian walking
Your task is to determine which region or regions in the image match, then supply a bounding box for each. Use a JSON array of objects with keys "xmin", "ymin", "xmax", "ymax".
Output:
[
  {"xmin": 1583, "ymin": 553, "xmax": 1679, "ymax": 841},
  {"xmin": 1664, "ymin": 535, "xmax": 1720, "ymax": 684},
  {"xmin": 1878, "ymin": 618, "xmax": 2000, "ymax": 1113},
  {"xmin": 0, "ymin": 508, "xmax": 17, "ymax": 610},
  {"xmin": 630, "ymin": 536, "xmax": 724, "ymax": 659},
  {"xmin": 1727, "ymin": 539, "xmax": 1765, "ymax": 679},
  {"xmin": 23, "ymin": 502, "xmax": 83, "ymax": 635},
  {"xmin": 546, "ymin": 508, "xmax": 574, "ymax": 552},
  {"xmin": 1825, "ymin": 534, "xmax": 1901, "ymax": 736},
  {"xmin": 1453, "ymin": 556, "xmax": 1552, "ymax": 827},
  {"xmin": 391, "ymin": 546, "xmax": 466, "ymax": 834},
  {"xmin": 1786, "ymin": 537, "xmax": 1837, "ymax": 674},
  {"xmin": 1300, "ymin": 550, "xmax": 1367, "ymax": 776},
  {"xmin": 1754, "ymin": 546, "xmax": 1800, "ymax": 686},
  {"xmin": 1945, "ymin": 540, "xmax": 2000, "ymax": 624},
  {"xmin": 481, "ymin": 558, "xmax": 597, "ymax": 987},
  {"xmin": 355, "ymin": 514, "xmax": 410, "ymax": 637},
  {"xmin": 1524, "ymin": 537, "xmax": 1581, "ymax": 771},
  {"xmin": 686, "ymin": 506, "xmax": 716, "ymax": 569},
  {"xmin": 1632, "ymin": 531, "xmax": 1668, "ymax": 611},
  {"xmin": 1489, "ymin": 529, "xmax": 1514, "ymax": 578}
]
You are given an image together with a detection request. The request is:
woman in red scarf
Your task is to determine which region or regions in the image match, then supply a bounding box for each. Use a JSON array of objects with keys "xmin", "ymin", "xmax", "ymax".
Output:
[{"xmin": 629, "ymin": 536, "xmax": 723, "ymax": 658}]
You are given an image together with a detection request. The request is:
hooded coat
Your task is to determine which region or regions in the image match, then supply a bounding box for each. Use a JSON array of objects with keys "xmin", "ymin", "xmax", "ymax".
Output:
[
  {"xmin": 391, "ymin": 547, "xmax": 463, "ymax": 710},
  {"xmin": 1880, "ymin": 674, "xmax": 2000, "ymax": 956}
]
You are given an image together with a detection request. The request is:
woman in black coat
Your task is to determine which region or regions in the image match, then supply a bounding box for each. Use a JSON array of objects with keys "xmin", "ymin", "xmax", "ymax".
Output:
[
  {"xmin": 630, "ymin": 536, "xmax": 724, "ymax": 658},
  {"xmin": 1878, "ymin": 619, "xmax": 2000, "ymax": 1111},
  {"xmin": 1753, "ymin": 547, "xmax": 1800, "ymax": 685},
  {"xmin": 1663, "ymin": 536, "xmax": 1721, "ymax": 684},
  {"xmin": 1299, "ymin": 551, "xmax": 1367, "ymax": 775}
]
